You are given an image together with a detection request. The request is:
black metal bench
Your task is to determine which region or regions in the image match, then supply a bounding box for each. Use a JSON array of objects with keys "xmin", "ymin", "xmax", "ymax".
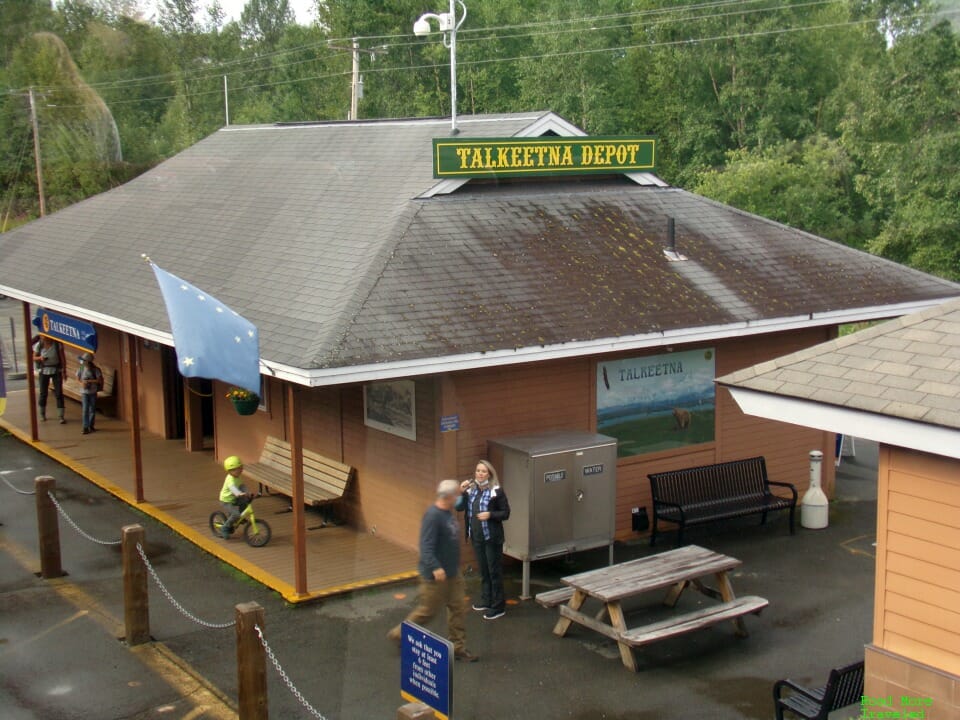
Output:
[
  {"xmin": 773, "ymin": 660, "xmax": 865, "ymax": 719},
  {"xmin": 647, "ymin": 456, "xmax": 797, "ymax": 546}
]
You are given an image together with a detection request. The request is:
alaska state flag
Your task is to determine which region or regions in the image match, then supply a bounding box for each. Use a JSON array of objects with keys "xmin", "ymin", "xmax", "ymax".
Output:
[{"xmin": 151, "ymin": 264, "xmax": 261, "ymax": 395}]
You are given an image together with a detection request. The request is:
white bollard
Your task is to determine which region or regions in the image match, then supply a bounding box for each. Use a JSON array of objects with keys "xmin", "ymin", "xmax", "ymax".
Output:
[{"xmin": 801, "ymin": 450, "xmax": 829, "ymax": 529}]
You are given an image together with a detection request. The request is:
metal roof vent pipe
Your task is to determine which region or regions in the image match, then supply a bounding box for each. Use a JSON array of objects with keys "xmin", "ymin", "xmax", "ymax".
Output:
[{"xmin": 663, "ymin": 217, "xmax": 687, "ymax": 261}]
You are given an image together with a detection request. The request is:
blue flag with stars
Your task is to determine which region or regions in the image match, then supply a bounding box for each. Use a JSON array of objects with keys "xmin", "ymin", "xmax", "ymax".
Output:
[{"xmin": 151, "ymin": 264, "xmax": 261, "ymax": 396}]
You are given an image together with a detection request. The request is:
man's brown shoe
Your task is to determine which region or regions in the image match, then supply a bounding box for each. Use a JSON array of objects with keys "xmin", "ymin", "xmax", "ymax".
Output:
[{"xmin": 454, "ymin": 650, "xmax": 479, "ymax": 663}]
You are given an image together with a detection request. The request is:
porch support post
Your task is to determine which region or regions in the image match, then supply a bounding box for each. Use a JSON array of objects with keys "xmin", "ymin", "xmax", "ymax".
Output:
[
  {"xmin": 126, "ymin": 334, "xmax": 144, "ymax": 503},
  {"xmin": 22, "ymin": 301, "xmax": 38, "ymax": 442},
  {"xmin": 286, "ymin": 383, "xmax": 307, "ymax": 595}
]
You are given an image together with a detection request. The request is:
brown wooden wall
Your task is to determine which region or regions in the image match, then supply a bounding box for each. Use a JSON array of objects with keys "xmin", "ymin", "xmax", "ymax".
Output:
[{"xmin": 873, "ymin": 445, "xmax": 960, "ymax": 677}]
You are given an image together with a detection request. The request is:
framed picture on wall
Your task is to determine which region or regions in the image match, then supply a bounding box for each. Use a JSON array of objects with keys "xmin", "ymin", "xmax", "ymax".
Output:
[{"xmin": 363, "ymin": 379, "xmax": 416, "ymax": 441}]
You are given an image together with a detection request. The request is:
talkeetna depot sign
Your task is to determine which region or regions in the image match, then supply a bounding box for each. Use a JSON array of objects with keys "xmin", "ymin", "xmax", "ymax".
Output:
[{"xmin": 433, "ymin": 136, "xmax": 656, "ymax": 178}]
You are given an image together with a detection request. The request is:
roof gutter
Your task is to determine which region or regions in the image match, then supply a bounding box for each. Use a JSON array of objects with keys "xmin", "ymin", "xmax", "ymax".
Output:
[
  {"xmin": 720, "ymin": 385, "xmax": 960, "ymax": 461},
  {"xmin": 1, "ymin": 289, "xmax": 953, "ymax": 389}
]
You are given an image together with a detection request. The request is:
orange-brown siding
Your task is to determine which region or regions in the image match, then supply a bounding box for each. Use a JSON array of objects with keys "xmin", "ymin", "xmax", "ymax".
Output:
[{"xmin": 873, "ymin": 446, "xmax": 960, "ymax": 678}]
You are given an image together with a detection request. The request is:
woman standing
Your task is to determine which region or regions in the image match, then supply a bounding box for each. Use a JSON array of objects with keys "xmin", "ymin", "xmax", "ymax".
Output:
[
  {"xmin": 33, "ymin": 336, "xmax": 66, "ymax": 423},
  {"xmin": 459, "ymin": 460, "xmax": 511, "ymax": 620}
]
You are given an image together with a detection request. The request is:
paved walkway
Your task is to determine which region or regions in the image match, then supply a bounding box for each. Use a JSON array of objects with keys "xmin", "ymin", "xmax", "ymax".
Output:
[{"xmin": 0, "ymin": 428, "xmax": 878, "ymax": 719}]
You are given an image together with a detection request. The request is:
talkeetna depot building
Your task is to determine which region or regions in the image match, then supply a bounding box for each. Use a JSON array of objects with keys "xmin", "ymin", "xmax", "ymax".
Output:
[{"xmin": 1, "ymin": 112, "xmax": 958, "ymax": 596}]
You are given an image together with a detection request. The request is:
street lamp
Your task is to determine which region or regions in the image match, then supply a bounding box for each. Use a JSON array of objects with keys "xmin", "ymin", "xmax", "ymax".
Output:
[{"xmin": 414, "ymin": 0, "xmax": 467, "ymax": 133}]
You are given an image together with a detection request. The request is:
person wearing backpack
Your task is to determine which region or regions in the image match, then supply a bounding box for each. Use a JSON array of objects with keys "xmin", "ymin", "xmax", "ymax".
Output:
[{"xmin": 76, "ymin": 352, "xmax": 103, "ymax": 435}]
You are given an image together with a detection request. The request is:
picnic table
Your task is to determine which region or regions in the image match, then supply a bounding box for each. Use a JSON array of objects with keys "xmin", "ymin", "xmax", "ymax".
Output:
[{"xmin": 540, "ymin": 544, "xmax": 768, "ymax": 672}]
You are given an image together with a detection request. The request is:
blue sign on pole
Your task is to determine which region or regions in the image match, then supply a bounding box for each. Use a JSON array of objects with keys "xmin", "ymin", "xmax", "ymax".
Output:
[
  {"xmin": 32, "ymin": 308, "xmax": 98, "ymax": 353},
  {"xmin": 400, "ymin": 621, "xmax": 453, "ymax": 719}
]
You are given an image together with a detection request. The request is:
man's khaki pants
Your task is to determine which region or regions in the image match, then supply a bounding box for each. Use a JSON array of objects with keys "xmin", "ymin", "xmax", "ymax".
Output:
[{"xmin": 388, "ymin": 575, "xmax": 467, "ymax": 654}]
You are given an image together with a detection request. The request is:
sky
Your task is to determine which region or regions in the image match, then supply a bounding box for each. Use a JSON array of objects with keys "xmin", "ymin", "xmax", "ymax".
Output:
[{"xmin": 136, "ymin": 0, "xmax": 316, "ymax": 26}]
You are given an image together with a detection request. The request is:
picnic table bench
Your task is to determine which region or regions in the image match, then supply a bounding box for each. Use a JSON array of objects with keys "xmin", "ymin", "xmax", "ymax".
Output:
[
  {"xmin": 648, "ymin": 455, "xmax": 797, "ymax": 547},
  {"xmin": 244, "ymin": 436, "xmax": 354, "ymax": 517},
  {"xmin": 62, "ymin": 354, "xmax": 117, "ymax": 417},
  {"xmin": 537, "ymin": 545, "xmax": 768, "ymax": 672}
]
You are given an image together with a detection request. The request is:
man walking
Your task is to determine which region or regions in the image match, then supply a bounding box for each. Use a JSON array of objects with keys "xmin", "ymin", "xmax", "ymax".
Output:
[{"xmin": 388, "ymin": 480, "xmax": 479, "ymax": 662}]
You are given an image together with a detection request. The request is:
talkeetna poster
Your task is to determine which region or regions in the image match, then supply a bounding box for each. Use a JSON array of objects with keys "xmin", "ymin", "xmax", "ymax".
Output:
[{"xmin": 597, "ymin": 349, "xmax": 715, "ymax": 458}]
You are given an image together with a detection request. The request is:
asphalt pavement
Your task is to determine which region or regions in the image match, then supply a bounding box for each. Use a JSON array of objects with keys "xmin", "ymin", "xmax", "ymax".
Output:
[{"xmin": 0, "ymin": 428, "xmax": 877, "ymax": 720}]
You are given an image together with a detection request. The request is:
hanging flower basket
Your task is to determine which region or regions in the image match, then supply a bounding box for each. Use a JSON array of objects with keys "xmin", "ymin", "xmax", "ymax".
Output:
[{"xmin": 226, "ymin": 388, "xmax": 259, "ymax": 415}]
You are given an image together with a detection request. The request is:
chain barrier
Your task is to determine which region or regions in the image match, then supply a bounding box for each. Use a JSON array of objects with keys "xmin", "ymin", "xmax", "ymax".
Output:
[
  {"xmin": 47, "ymin": 491, "xmax": 121, "ymax": 546},
  {"xmin": 0, "ymin": 473, "xmax": 36, "ymax": 495},
  {"xmin": 255, "ymin": 624, "xmax": 330, "ymax": 720},
  {"xmin": 135, "ymin": 542, "xmax": 235, "ymax": 630}
]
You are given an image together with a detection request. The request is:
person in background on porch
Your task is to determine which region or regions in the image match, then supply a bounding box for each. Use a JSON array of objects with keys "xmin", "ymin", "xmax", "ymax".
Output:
[
  {"xmin": 76, "ymin": 352, "xmax": 103, "ymax": 435},
  {"xmin": 33, "ymin": 336, "xmax": 66, "ymax": 423},
  {"xmin": 388, "ymin": 479, "xmax": 479, "ymax": 662},
  {"xmin": 459, "ymin": 460, "xmax": 511, "ymax": 620},
  {"xmin": 219, "ymin": 455, "xmax": 251, "ymax": 539}
]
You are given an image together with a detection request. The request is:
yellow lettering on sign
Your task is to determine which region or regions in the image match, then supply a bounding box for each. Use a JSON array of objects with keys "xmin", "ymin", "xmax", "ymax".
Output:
[
  {"xmin": 456, "ymin": 147, "xmax": 470, "ymax": 168},
  {"xmin": 561, "ymin": 146, "xmax": 573, "ymax": 165}
]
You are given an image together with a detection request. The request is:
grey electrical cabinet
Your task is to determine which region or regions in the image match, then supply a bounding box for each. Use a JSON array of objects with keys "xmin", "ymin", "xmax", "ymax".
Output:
[{"xmin": 487, "ymin": 431, "xmax": 617, "ymax": 598}]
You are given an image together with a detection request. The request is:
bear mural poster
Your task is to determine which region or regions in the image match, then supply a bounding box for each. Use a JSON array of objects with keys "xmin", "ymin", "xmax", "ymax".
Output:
[{"xmin": 596, "ymin": 349, "xmax": 716, "ymax": 458}]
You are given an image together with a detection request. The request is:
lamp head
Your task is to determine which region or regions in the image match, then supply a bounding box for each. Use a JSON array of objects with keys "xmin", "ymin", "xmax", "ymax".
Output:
[{"xmin": 413, "ymin": 15, "xmax": 433, "ymax": 36}]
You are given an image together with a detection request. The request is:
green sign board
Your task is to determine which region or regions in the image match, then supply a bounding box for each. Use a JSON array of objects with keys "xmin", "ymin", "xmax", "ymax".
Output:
[{"xmin": 432, "ymin": 136, "xmax": 656, "ymax": 178}]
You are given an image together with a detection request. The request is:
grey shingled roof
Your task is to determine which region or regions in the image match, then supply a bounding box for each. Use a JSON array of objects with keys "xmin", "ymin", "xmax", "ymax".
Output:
[
  {"xmin": 717, "ymin": 297, "xmax": 960, "ymax": 430},
  {"xmin": 1, "ymin": 112, "xmax": 958, "ymax": 377},
  {"xmin": 330, "ymin": 182, "xmax": 960, "ymax": 367}
]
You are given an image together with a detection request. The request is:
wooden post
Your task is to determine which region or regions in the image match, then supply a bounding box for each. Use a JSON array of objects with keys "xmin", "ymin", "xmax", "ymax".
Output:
[
  {"xmin": 236, "ymin": 601, "xmax": 268, "ymax": 720},
  {"xmin": 34, "ymin": 476, "xmax": 63, "ymax": 578},
  {"xmin": 397, "ymin": 703, "xmax": 435, "ymax": 719},
  {"xmin": 126, "ymin": 334, "xmax": 144, "ymax": 502},
  {"xmin": 23, "ymin": 301, "xmax": 38, "ymax": 442},
  {"xmin": 122, "ymin": 524, "xmax": 150, "ymax": 646},
  {"xmin": 286, "ymin": 384, "xmax": 307, "ymax": 596}
]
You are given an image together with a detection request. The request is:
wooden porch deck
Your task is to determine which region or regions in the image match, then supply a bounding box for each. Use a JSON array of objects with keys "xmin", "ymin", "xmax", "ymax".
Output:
[{"xmin": 0, "ymin": 389, "xmax": 418, "ymax": 602}]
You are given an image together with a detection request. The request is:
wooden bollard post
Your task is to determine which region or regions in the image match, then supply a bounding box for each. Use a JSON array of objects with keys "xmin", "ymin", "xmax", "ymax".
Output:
[
  {"xmin": 397, "ymin": 702, "xmax": 435, "ymax": 719},
  {"xmin": 236, "ymin": 602, "xmax": 268, "ymax": 720},
  {"xmin": 122, "ymin": 525, "xmax": 150, "ymax": 646},
  {"xmin": 35, "ymin": 476, "xmax": 64, "ymax": 579}
]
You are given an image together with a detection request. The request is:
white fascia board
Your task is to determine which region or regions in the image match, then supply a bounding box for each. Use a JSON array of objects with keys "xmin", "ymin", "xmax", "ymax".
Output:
[
  {"xmin": 279, "ymin": 298, "xmax": 951, "ymax": 387},
  {"xmin": 724, "ymin": 386, "xmax": 960, "ymax": 461}
]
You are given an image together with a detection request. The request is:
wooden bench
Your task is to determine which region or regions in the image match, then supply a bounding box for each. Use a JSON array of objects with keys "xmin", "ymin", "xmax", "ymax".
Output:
[
  {"xmin": 62, "ymin": 354, "xmax": 117, "ymax": 417},
  {"xmin": 244, "ymin": 436, "xmax": 354, "ymax": 517},
  {"xmin": 618, "ymin": 595, "xmax": 768, "ymax": 647},
  {"xmin": 648, "ymin": 456, "xmax": 797, "ymax": 547},
  {"xmin": 773, "ymin": 660, "xmax": 865, "ymax": 719}
]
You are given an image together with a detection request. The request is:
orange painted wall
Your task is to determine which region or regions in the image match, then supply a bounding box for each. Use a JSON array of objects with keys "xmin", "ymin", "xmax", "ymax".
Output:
[{"xmin": 872, "ymin": 445, "xmax": 960, "ymax": 677}]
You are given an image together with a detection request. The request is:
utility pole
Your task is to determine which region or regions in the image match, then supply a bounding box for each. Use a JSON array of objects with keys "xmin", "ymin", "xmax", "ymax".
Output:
[
  {"xmin": 350, "ymin": 38, "xmax": 360, "ymax": 122},
  {"xmin": 223, "ymin": 74, "xmax": 230, "ymax": 126},
  {"xmin": 328, "ymin": 39, "xmax": 385, "ymax": 121},
  {"xmin": 28, "ymin": 87, "xmax": 46, "ymax": 217}
]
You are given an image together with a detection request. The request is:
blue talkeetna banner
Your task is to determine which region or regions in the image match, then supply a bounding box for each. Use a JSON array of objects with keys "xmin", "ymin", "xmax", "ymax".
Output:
[
  {"xmin": 32, "ymin": 308, "xmax": 98, "ymax": 352},
  {"xmin": 597, "ymin": 348, "xmax": 716, "ymax": 457},
  {"xmin": 150, "ymin": 263, "xmax": 261, "ymax": 396}
]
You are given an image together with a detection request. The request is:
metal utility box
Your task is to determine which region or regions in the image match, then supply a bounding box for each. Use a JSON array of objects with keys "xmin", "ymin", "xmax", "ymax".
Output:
[{"xmin": 488, "ymin": 431, "xmax": 617, "ymax": 598}]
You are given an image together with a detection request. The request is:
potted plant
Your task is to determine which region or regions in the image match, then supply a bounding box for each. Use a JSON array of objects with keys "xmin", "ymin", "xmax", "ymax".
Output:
[{"xmin": 226, "ymin": 387, "xmax": 259, "ymax": 415}]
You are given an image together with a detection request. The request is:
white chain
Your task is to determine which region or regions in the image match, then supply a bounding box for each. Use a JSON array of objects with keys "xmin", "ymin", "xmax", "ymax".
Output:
[
  {"xmin": 48, "ymin": 491, "xmax": 121, "ymax": 545},
  {"xmin": 0, "ymin": 474, "xmax": 36, "ymax": 495},
  {"xmin": 255, "ymin": 624, "xmax": 329, "ymax": 719},
  {"xmin": 135, "ymin": 542, "xmax": 235, "ymax": 630}
]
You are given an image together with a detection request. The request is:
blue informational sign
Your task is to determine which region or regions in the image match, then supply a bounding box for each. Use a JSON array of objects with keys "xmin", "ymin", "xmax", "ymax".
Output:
[
  {"xmin": 439, "ymin": 414, "xmax": 460, "ymax": 432},
  {"xmin": 400, "ymin": 621, "xmax": 453, "ymax": 719},
  {"xmin": 32, "ymin": 308, "xmax": 98, "ymax": 353}
]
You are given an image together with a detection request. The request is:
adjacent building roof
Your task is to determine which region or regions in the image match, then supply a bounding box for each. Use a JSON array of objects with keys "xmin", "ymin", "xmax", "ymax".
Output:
[
  {"xmin": 717, "ymin": 297, "xmax": 960, "ymax": 459},
  {"xmin": 1, "ymin": 112, "xmax": 958, "ymax": 386}
]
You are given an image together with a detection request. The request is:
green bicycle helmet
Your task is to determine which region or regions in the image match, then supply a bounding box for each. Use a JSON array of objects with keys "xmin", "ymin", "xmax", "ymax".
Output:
[{"xmin": 223, "ymin": 455, "xmax": 243, "ymax": 471}]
